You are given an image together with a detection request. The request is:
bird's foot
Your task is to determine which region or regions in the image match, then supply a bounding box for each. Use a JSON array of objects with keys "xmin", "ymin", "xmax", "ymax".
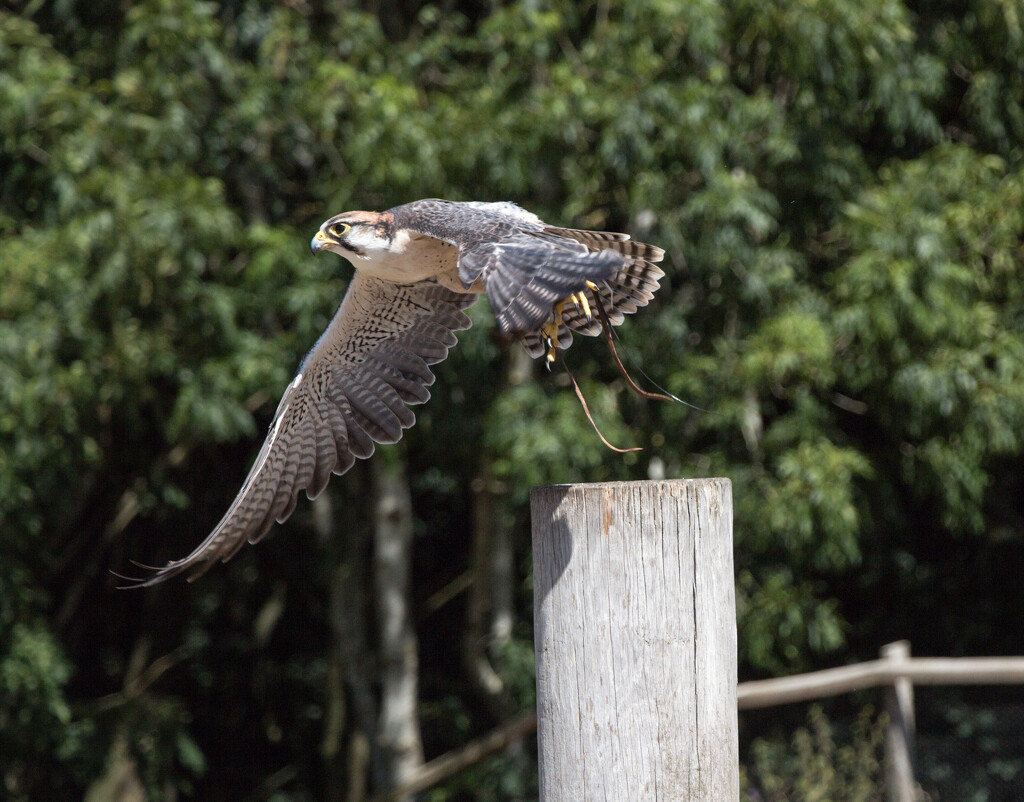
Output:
[
  {"xmin": 570, "ymin": 290, "xmax": 592, "ymax": 321},
  {"xmin": 541, "ymin": 302, "xmax": 565, "ymax": 367},
  {"xmin": 542, "ymin": 283, "xmax": 601, "ymax": 365}
]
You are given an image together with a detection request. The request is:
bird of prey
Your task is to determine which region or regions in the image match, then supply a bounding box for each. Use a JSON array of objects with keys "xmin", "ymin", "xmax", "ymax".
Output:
[{"xmin": 133, "ymin": 199, "xmax": 664, "ymax": 585}]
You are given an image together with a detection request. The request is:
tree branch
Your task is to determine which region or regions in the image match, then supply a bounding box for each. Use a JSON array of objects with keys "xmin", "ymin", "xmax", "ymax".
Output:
[{"xmin": 368, "ymin": 711, "xmax": 538, "ymax": 802}]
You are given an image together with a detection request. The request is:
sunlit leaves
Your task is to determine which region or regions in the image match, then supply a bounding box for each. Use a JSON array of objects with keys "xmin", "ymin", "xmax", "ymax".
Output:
[
  {"xmin": 833, "ymin": 145, "xmax": 1024, "ymax": 533},
  {"xmin": 486, "ymin": 379, "xmax": 639, "ymax": 503},
  {"xmin": 737, "ymin": 569, "xmax": 846, "ymax": 673},
  {"xmin": 3, "ymin": 0, "xmax": 1024, "ymax": 796}
]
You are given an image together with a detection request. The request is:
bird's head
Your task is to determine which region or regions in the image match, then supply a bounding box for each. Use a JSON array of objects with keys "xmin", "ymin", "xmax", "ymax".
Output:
[{"xmin": 310, "ymin": 211, "xmax": 396, "ymax": 260}]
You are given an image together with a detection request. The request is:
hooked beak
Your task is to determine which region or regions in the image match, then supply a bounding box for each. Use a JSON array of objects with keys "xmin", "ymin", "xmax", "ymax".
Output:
[{"xmin": 310, "ymin": 229, "xmax": 333, "ymax": 255}]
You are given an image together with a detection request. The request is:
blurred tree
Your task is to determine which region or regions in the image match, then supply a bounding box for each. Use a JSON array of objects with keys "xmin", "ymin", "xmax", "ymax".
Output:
[{"xmin": 2, "ymin": 0, "xmax": 1023, "ymax": 798}]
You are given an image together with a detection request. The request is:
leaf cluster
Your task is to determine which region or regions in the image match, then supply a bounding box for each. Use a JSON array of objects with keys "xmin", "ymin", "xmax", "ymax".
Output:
[{"xmin": 2, "ymin": 0, "xmax": 1024, "ymax": 797}]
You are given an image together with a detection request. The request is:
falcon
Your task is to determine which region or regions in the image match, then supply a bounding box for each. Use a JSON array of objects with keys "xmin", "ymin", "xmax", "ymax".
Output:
[{"xmin": 132, "ymin": 199, "xmax": 664, "ymax": 585}]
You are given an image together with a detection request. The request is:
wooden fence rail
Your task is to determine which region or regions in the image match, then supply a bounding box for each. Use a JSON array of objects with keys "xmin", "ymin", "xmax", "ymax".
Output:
[
  {"xmin": 372, "ymin": 464, "xmax": 1024, "ymax": 802},
  {"xmin": 374, "ymin": 642, "xmax": 1024, "ymax": 800},
  {"xmin": 739, "ymin": 640, "xmax": 1024, "ymax": 802},
  {"xmin": 737, "ymin": 649, "xmax": 1024, "ymax": 709}
]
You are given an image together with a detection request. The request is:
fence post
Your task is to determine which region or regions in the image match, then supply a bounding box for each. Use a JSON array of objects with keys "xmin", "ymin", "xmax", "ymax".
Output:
[
  {"xmin": 530, "ymin": 479, "xmax": 737, "ymax": 800},
  {"xmin": 882, "ymin": 640, "xmax": 917, "ymax": 802}
]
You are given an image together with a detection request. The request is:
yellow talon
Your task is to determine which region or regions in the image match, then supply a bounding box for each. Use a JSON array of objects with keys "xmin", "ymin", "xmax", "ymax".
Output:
[
  {"xmin": 541, "ymin": 284, "xmax": 600, "ymax": 362},
  {"xmin": 542, "ymin": 299, "xmax": 570, "ymax": 364},
  {"xmin": 543, "ymin": 329, "xmax": 557, "ymax": 365},
  {"xmin": 573, "ymin": 291, "xmax": 592, "ymax": 322},
  {"xmin": 541, "ymin": 288, "xmax": 595, "ymax": 363}
]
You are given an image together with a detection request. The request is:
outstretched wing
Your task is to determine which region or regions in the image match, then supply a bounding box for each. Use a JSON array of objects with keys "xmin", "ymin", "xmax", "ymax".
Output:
[
  {"xmin": 458, "ymin": 232, "xmax": 625, "ymax": 337},
  {"xmin": 132, "ymin": 273, "xmax": 474, "ymax": 585}
]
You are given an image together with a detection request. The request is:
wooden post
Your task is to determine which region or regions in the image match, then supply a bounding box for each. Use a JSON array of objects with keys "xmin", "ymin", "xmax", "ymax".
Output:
[
  {"xmin": 882, "ymin": 640, "xmax": 917, "ymax": 802},
  {"xmin": 531, "ymin": 479, "xmax": 737, "ymax": 800}
]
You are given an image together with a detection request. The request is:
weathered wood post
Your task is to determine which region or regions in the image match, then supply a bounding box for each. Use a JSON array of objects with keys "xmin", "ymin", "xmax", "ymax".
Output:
[
  {"xmin": 882, "ymin": 640, "xmax": 917, "ymax": 802},
  {"xmin": 531, "ymin": 479, "xmax": 737, "ymax": 800}
]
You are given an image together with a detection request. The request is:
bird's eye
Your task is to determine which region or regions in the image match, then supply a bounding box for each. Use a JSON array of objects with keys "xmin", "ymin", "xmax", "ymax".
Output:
[{"xmin": 329, "ymin": 222, "xmax": 351, "ymax": 238}]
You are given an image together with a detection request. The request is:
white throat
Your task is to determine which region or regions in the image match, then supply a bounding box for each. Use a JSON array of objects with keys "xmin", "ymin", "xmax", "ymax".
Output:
[{"xmin": 344, "ymin": 229, "xmax": 458, "ymax": 286}]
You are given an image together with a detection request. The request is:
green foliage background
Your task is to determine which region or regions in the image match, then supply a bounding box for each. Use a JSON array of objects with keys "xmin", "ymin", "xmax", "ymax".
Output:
[{"xmin": 2, "ymin": 0, "xmax": 1023, "ymax": 798}]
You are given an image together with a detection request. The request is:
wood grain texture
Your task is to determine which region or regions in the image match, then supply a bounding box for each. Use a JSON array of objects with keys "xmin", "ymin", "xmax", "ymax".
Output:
[{"xmin": 530, "ymin": 479, "xmax": 737, "ymax": 801}]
